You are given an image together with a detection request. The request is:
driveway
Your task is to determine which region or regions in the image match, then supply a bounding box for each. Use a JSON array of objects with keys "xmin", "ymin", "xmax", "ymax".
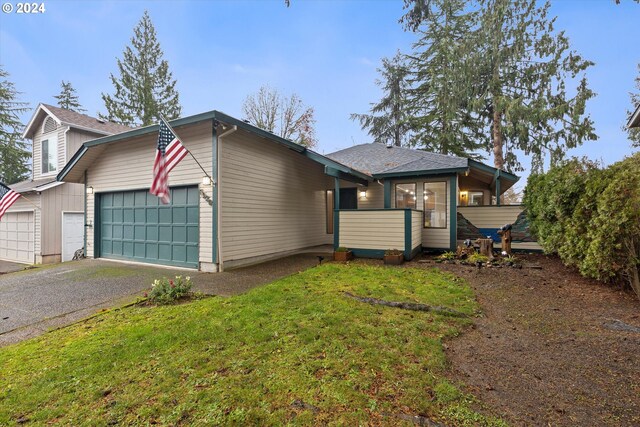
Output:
[{"xmin": 0, "ymin": 253, "xmax": 326, "ymax": 346}]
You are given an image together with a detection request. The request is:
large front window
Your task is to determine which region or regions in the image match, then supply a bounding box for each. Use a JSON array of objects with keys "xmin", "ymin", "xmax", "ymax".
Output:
[
  {"xmin": 41, "ymin": 138, "xmax": 57, "ymax": 174},
  {"xmin": 424, "ymin": 181, "xmax": 447, "ymax": 228},
  {"xmin": 395, "ymin": 183, "xmax": 416, "ymax": 209}
]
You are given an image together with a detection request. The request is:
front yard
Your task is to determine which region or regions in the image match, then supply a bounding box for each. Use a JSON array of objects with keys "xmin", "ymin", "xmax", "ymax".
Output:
[{"xmin": 0, "ymin": 264, "xmax": 502, "ymax": 426}]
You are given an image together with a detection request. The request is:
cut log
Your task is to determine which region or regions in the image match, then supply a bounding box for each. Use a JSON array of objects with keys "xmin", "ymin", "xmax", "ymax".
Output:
[
  {"xmin": 475, "ymin": 238, "xmax": 495, "ymax": 260},
  {"xmin": 498, "ymin": 229, "xmax": 512, "ymax": 255},
  {"xmin": 343, "ymin": 292, "xmax": 468, "ymax": 318}
]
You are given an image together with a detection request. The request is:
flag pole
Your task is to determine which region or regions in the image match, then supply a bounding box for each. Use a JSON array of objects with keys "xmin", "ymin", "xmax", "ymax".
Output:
[{"xmin": 160, "ymin": 116, "xmax": 215, "ymax": 184}]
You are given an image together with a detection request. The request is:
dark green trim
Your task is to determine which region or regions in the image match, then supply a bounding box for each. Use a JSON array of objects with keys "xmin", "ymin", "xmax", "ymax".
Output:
[
  {"xmin": 212, "ymin": 122, "xmax": 218, "ymax": 264},
  {"xmin": 324, "ymin": 166, "xmax": 369, "ymax": 186},
  {"xmin": 335, "ymin": 208, "xmax": 420, "ymax": 212},
  {"xmin": 469, "ymin": 159, "xmax": 519, "ymax": 182},
  {"xmin": 449, "ymin": 175, "xmax": 457, "ymax": 251},
  {"xmin": 350, "ymin": 248, "xmax": 386, "ymax": 258},
  {"xmin": 495, "ymin": 172, "xmax": 501, "ymax": 206},
  {"xmin": 93, "ymin": 193, "xmax": 101, "ymax": 258},
  {"xmin": 404, "ymin": 209, "xmax": 412, "ymax": 260},
  {"xmin": 409, "ymin": 245, "xmax": 422, "ymax": 259},
  {"xmin": 333, "ymin": 178, "xmax": 340, "ymax": 249},
  {"xmin": 83, "ymin": 172, "xmax": 87, "ymax": 254},
  {"xmin": 383, "ymin": 180, "xmax": 391, "ymax": 208},
  {"xmin": 373, "ymin": 167, "xmax": 467, "ymax": 179},
  {"xmin": 57, "ymin": 146, "xmax": 87, "ymax": 181}
]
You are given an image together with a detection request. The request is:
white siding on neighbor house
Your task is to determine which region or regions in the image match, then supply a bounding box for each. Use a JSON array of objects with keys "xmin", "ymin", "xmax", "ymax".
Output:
[
  {"xmin": 84, "ymin": 120, "xmax": 214, "ymax": 265},
  {"xmin": 338, "ymin": 210, "xmax": 405, "ymax": 250},
  {"xmin": 391, "ymin": 178, "xmax": 452, "ymax": 249},
  {"xmin": 40, "ymin": 183, "xmax": 84, "ymax": 260},
  {"xmin": 411, "ymin": 210, "xmax": 422, "ymax": 250},
  {"xmin": 219, "ymin": 129, "xmax": 334, "ymax": 263}
]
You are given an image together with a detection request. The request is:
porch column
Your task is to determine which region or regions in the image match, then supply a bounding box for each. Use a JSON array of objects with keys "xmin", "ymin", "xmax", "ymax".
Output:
[
  {"xmin": 333, "ymin": 178, "xmax": 340, "ymax": 249},
  {"xmin": 383, "ymin": 180, "xmax": 391, "ymax": 208},
  {"xmin": 496, "ymin": 170, "xmax": 501, "ymax": 206}
]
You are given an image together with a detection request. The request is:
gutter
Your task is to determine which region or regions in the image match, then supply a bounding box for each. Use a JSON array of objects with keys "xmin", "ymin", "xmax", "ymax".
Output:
[{"xmin": 215, "ymin": 124, "xmax": 238, "ymax": 272}]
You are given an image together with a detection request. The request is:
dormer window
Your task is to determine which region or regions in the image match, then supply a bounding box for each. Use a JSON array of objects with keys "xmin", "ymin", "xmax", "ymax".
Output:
[{"xmin": 41, "ymin": 138, "xmax": 57, "ymax": 174}]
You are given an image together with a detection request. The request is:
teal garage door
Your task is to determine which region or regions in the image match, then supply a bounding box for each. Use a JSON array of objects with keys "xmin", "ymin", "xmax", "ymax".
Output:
[{"xmin": 98, "ymin": 186, "xmax": 199, "ymax": 268}]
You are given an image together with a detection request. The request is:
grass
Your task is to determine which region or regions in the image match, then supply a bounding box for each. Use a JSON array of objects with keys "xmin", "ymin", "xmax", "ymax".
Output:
[{"xmin": 0, "ymin": 263, "xmax": 504, "ymax": 426}]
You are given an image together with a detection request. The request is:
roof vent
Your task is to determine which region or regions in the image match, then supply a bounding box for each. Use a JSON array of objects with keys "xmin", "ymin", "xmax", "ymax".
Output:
[
  {"xmin": 43, "ymin": 116, "xmax": 57, "ymax": 134},
  {"xmin": 96, "ymin": 118, "xmax": 105, "ymax": 124},
  {"xmin": 243, "ymin": 119, "xmax": 250, "ymax": 124}
]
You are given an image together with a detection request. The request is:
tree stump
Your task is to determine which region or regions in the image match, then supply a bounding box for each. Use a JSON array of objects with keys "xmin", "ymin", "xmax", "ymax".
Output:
[
  {"xmin": 476, "ymin": 238, "xmax": 494, "ymax": 260},
  {"xmin": 498, "ymin": 229, "xmax": 512, "ymax": 255}
]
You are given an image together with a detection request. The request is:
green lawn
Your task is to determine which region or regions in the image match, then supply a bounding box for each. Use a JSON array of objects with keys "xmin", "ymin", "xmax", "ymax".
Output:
[{"xmin": 0, "ymin": 263, "xmax": 504, "ymax": 426}]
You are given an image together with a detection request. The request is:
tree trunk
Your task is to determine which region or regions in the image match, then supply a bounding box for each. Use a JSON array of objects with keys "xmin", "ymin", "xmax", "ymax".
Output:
[
  {"xmin": 492, "ymin": 108, "xmax": 504, "ymax": 170},
  {"xmin": 476, "ymin": 238, "xmax": 495, "ymax": 260}
]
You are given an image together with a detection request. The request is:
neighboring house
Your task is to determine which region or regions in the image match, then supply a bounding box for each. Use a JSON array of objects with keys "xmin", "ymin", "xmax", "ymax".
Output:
[
  {"xmin": 0, "ymin": 104, "xmax": 130, "ymax": 264},
  {"xmin": 57, "ymin": 108, "xmax": 539, "ymax": 272}
]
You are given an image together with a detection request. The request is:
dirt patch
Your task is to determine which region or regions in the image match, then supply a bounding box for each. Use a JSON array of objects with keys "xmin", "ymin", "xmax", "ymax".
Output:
[{"xmin": 416, "ymin": 254, "xmax": 640, "ymax": 426}]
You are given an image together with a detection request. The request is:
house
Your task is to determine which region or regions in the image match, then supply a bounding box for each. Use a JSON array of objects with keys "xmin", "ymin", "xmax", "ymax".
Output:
[
  {"xmin": 0, "ymin": 104, "xmax": 130, "ymax": 264},
  {"xmin": 56, "ymin": 108, "xmax": 539, "ymax": 272}
]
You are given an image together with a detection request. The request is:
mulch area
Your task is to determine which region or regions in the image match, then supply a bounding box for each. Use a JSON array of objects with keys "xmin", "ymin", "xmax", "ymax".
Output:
[{"xmin": 414, "ymin": 254, "xmax": 640, "ymax": 426}]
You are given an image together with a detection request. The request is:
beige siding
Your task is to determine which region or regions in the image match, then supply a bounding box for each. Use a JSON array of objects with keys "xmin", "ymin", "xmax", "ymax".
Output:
[
  {"xmin": 339, "ymin": 210, "xmax": 405, "ymax": 250},
  {"xmin": 220, "ymin": 129, "xmax": 334, "ymax": 263},
  {"xmin": 457, "ymin": 205, "xmax": 524, "ymax": 229},
  {"xmin": 357, "ymin": 183, "xmax": 384, "ymax": 209},
  {"xmin": 391, "ymin": 178, "xmax": 452, "ymax": 249},
  {"xmin": 66, "ymin": 129, "xmax": 102, "ymax": 162},
  {"xmin": 40, "ymin": 183, "xmax": 84, "ymax": 259},
  {"xmin": 86, "ymin": 191, "xmax": 95, "ymax": 258},
  {"xmin": 1, "ymin": 195, "xmax": 39, "ymax": 264},
  {"xmin": 85, "ymin": 121, "xmax": 214, "ymax": 265},
  {"xmin": 411, "ymin": 210, "xmax": 422, "ymax": 249},
  {"xmin": 33, "ymin": 127, "xmax": 64, "ymax": 180}
]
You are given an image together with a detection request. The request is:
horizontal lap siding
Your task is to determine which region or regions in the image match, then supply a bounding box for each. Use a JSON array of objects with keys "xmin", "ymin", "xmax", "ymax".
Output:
[
  {"xmin": 1, "ymin": 195, "xmax": 39, "ymax": 263},
  {"xmin": 67, "ymin": 129, "xmax": 102, "ymax": 162},
  {"xmin": 220, "ymin": 130, "xmax": 333, "ymax": 262},
  {"xmin": 412, "ymin": 210, "xmax": 422, "ymax": 249},
  {"xmin": 457, "ymin": 206, "xmax": 524, "ymax": 228},
  {"xmin": 339, "ymin": 210, "xmax": 404, "ymax": 250},
  {"xmin": 85, "ymin": 121, "xmax": 213, "ymax": 263}
]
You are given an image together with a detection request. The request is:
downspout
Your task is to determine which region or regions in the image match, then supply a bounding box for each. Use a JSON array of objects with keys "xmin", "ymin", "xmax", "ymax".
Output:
[{"xmin": 216, "ymin": 124, "xmax": 237, "ymax": 272}]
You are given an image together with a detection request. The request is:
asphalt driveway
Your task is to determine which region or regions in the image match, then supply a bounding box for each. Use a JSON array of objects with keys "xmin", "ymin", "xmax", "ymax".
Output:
[{"xmin": 0, "ymin": 253, "xmax": 327, "ymax": 346}]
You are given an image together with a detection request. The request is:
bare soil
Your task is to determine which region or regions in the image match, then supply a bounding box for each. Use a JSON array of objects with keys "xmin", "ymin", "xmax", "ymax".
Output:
[{"xmin": 417, "ymin": 254, "xmax": 640, "ymax": 426}]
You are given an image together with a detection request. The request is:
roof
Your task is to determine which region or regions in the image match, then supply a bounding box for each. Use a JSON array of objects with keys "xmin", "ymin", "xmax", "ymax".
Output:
[
  {"xmin": 628, "ymin": 104, "xmax": 640, "ymax": 128},
  {"xmin": 9, "ymin": 178, "xmax": 63, "ymax": 193},
  {"xmin": 57, "ymin": 109, "xmax": 371, "ymax": 185},
  {"xmin": 23, "ymin": 103, "xmax": 132, "ymax": 139}
]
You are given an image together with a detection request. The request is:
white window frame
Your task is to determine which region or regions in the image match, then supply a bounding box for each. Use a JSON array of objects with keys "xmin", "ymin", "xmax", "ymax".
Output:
[{"xmin": 41, "ymin": 133, "xmax": 58, "ymax": 175}]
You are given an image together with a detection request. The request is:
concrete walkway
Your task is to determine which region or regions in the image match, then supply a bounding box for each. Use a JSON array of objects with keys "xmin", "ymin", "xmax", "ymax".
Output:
[
  {"xmin": 0, "ymin": 260, "xmax": 29, "ymax": 274},
  {"xmin": 0, "ymin": 253, "xmax": 327, "ymax": 347}
]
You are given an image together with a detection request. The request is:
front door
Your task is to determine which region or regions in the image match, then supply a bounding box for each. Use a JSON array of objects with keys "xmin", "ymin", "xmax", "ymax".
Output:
[{"xmin": 340, "ymin": 188, "xmax": 358, "ymax": 210}]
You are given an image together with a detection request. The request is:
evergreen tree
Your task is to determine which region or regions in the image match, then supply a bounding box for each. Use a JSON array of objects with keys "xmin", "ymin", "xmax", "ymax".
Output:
[
  {"xmin": 351, "ymin": 53, "xmax": 411, "ymax": 147},
  {"xmin": 474, "ymin": 0, "xmax": 596, "ymax": 172},
  {"xmin": 101, "ymin": 11, "xmax": 181, "ymax": 126},
  {"xmin": 0, "ymin": 66, "xmax": 30, "ymax": 184},
  {"xmin": 54, "ymin": 80, "xmax": 86, "ymax": 113},
  {"xmin": 625, "ymin": 64, "xmax": 640, "ymax": 148},
  {"xmin": 405, "ymin": 0, "xmax": 485, "ymax": 158}
]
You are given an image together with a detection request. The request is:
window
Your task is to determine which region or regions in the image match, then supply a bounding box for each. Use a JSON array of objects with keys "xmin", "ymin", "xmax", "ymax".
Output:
[
  {"xmin": 326, "ymin": 190, "xmax": 334, "ymax": 234},
  {"xmin": 469, "ymin": 191, "xmax": 484, "ymax": 206},
  {"xmin": 41, "ymin": 138, "xmax": 57, "ymax": 174},
  {"xmin": 423, "ymin": 181, "xmax": 447, "ymax": 228},
  {"xmin": 395, "ymin": 183, "xmax": 416, "ymax": 209}
]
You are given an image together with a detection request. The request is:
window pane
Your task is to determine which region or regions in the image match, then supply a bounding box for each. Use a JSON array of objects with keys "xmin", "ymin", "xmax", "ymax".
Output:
[
  {"xmin": 469, "ymin": 191, "xmax": 484, "ymax": 206},
  {"xmin": 423, "ymin": 182, "xmax": 447, "ymax": 228},
  {"xmin": 326, "ymin": 190, "xmax": 334, "ymax": 234},
  {"xmin": 41, "ymin": 139, "xmax": 57, "ymax": 173},
  {"xmin": 395, "ymin": 183, "xmax": 416, "ymax": 209}
]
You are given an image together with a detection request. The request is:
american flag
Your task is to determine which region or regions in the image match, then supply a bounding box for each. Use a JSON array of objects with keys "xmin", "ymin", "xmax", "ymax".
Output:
[
  {"xmin": 150, "ymin": 118, "xmax": 188, "ymax": 204},
  {"xmin": 0, "ymin": 182, "xmax": 21, "ymax": 221}
]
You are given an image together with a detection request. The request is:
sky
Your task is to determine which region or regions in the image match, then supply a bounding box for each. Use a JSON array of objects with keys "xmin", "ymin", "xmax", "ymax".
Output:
[{"xmin": 1, "ymin": 0, "xmax": 638, "ymax": 188}]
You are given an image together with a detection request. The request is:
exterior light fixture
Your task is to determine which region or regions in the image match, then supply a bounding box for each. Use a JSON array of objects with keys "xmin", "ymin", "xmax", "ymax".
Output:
[
  {"xmin": 359, "ymin": 190, "xmax": 367, "ymax": 199},
  {"xmin": 86, "ymin": 186, "xmax": 94, "ymax": 194}
]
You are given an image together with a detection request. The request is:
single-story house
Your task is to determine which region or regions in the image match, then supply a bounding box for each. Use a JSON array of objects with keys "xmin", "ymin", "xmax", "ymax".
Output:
[
  {"xmin": 57, "ymin": 109, "xmax": 539, "ymax": 272},
  {"xmin": 0, "ymin": 104, "xmax": 130, "ymax": 264}
]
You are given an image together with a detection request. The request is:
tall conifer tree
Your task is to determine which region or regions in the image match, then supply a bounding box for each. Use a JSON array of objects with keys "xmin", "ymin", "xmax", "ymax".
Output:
[
  {"xmin": 102, "ymin": 11, "xmax": 181, "ymax": 126},
  {"xmin": 54, "ymin": 81, "xmax": 86, "ymax": 113},
  {"xmin": 0, "ymin": 66, "xmax": 30, "ymax": 184}
]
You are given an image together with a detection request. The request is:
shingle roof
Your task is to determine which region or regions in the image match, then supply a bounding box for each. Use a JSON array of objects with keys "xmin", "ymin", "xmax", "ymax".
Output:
[
  {"xmin": 42, "ymin": 104, "xmax": 132, "ymax": 135},
  {"xmin": 9, "ymin": 178, "xmax": 57, "ymax": 193},
  {"xmin": 326, "ymin": 143, "xmax": 469, "ymax": 175}
]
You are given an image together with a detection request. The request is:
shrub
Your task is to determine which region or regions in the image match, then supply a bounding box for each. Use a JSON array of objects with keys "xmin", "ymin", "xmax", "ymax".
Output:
[
  {"xmin": 334, "ymin": 247, "xmax": 350, "ymax": 252},
  {"xmin": 437, "ymin": 251, "xmax": 456, "ymax": 261},
  {"xmin": 524, "ymin": 153, "xmax": 640, "ymax": 300},
  {"xmin": 148, "ymin": 275, "xmax": 193, "ymax": 304},
  {"xmin": 467, "ymin": 253, "xmax": 489, "ymax": 264},
  {"xmin": 384, "ymin": 249, "xmax": 403, "ymax": 256}
]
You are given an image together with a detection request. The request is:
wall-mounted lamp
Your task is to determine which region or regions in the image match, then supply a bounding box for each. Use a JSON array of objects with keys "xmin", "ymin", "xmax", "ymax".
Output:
[
  {"xmin": 86, "ymin": 186, "xmax": 94, "ymax": 195},
  {"xmin": 464, "ymin": 169, "xmax": 470, "ymax": 177},
  {"xmin": 359, "ymin": 190, "xmax": 367, "ymax": 199},
  {"xmin": 202, "ymin": 176, "xmax": 212, "ymax": 186}
]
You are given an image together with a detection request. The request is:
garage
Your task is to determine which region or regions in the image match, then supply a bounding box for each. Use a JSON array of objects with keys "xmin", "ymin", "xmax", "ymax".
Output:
[
  {"xmin": 0, "ymin": 211, "xmax": 35, "ymax": 264},
  {"xmin": 97, "ymin": 186, "xmax": 199, "ymax": 268}
]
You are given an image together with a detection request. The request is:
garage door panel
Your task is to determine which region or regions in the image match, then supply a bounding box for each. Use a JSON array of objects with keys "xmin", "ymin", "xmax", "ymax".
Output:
[
  {"xmin": 0, "ymin": 211, "xmax": 35, "ymax": 264},
  {"xmin": 99, "ymin": 186, "xmax": 199, "ymax": 268}
]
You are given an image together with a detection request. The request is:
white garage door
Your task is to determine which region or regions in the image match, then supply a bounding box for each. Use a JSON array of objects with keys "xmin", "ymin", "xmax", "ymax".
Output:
[
  {"xmin": 0, "ymin": 211, "xmax": 35, "ymax": 264},
  {"xmin": 62, "ymin": 212, "xmax": 84, "ymax": 262}
]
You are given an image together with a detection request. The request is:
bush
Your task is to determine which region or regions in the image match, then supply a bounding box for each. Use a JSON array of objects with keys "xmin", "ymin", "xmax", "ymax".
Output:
[
  {"xmin": 334, "ymin": 247, "xmax": 350, "ymax": 252},
  {"xmin": 467, "ymin": 253, "xmax": 489, "ymax": 264},
  {"xmin": 384, "ymin": 249, "xmax": 403, "ymax": 256},
  {"xmin": 524, "ymin": 153, "xmax": 640, "ymax": 300},
  {"xmin": 148, "ymin": 275, "xmax": 193, "ymax": 304}
]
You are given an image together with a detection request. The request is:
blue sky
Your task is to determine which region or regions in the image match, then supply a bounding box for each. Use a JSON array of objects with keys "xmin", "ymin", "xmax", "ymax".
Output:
[{"xmin": 1, "ymin": 0, "xmax": 638, "ymax": 186}]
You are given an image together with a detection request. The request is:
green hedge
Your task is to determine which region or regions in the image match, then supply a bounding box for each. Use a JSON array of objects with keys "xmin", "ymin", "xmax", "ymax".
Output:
[{"xmin": 523, "ymin": 154, "xmax": 640, "ymax": 300}]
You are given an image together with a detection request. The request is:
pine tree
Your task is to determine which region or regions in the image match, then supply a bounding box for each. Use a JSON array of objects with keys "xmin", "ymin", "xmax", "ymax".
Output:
[
  {"xmin": 625, "ymin": 64, "xmax": 640, "ymax": 148},
  {"xmin": 474, "ymin": 0, "xmax": 596, "ymax": 172},
  {"xmin": 54, "ymin": 80, "xmax": 86, "ymax": 113},
  {"xmin": 405, "ymin": 0, "xmax": 485, "ymax": 158},
  {"xmin": 0, "ymin": 66, "xmax": 30, "ymax": 184},
  {"xmin": 351, "ymin": 53, "xmax": 411, "ymax": 147},
  {"xmin": 101, "ymin": 11, "xmax": 181, "ymax": 126}
]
